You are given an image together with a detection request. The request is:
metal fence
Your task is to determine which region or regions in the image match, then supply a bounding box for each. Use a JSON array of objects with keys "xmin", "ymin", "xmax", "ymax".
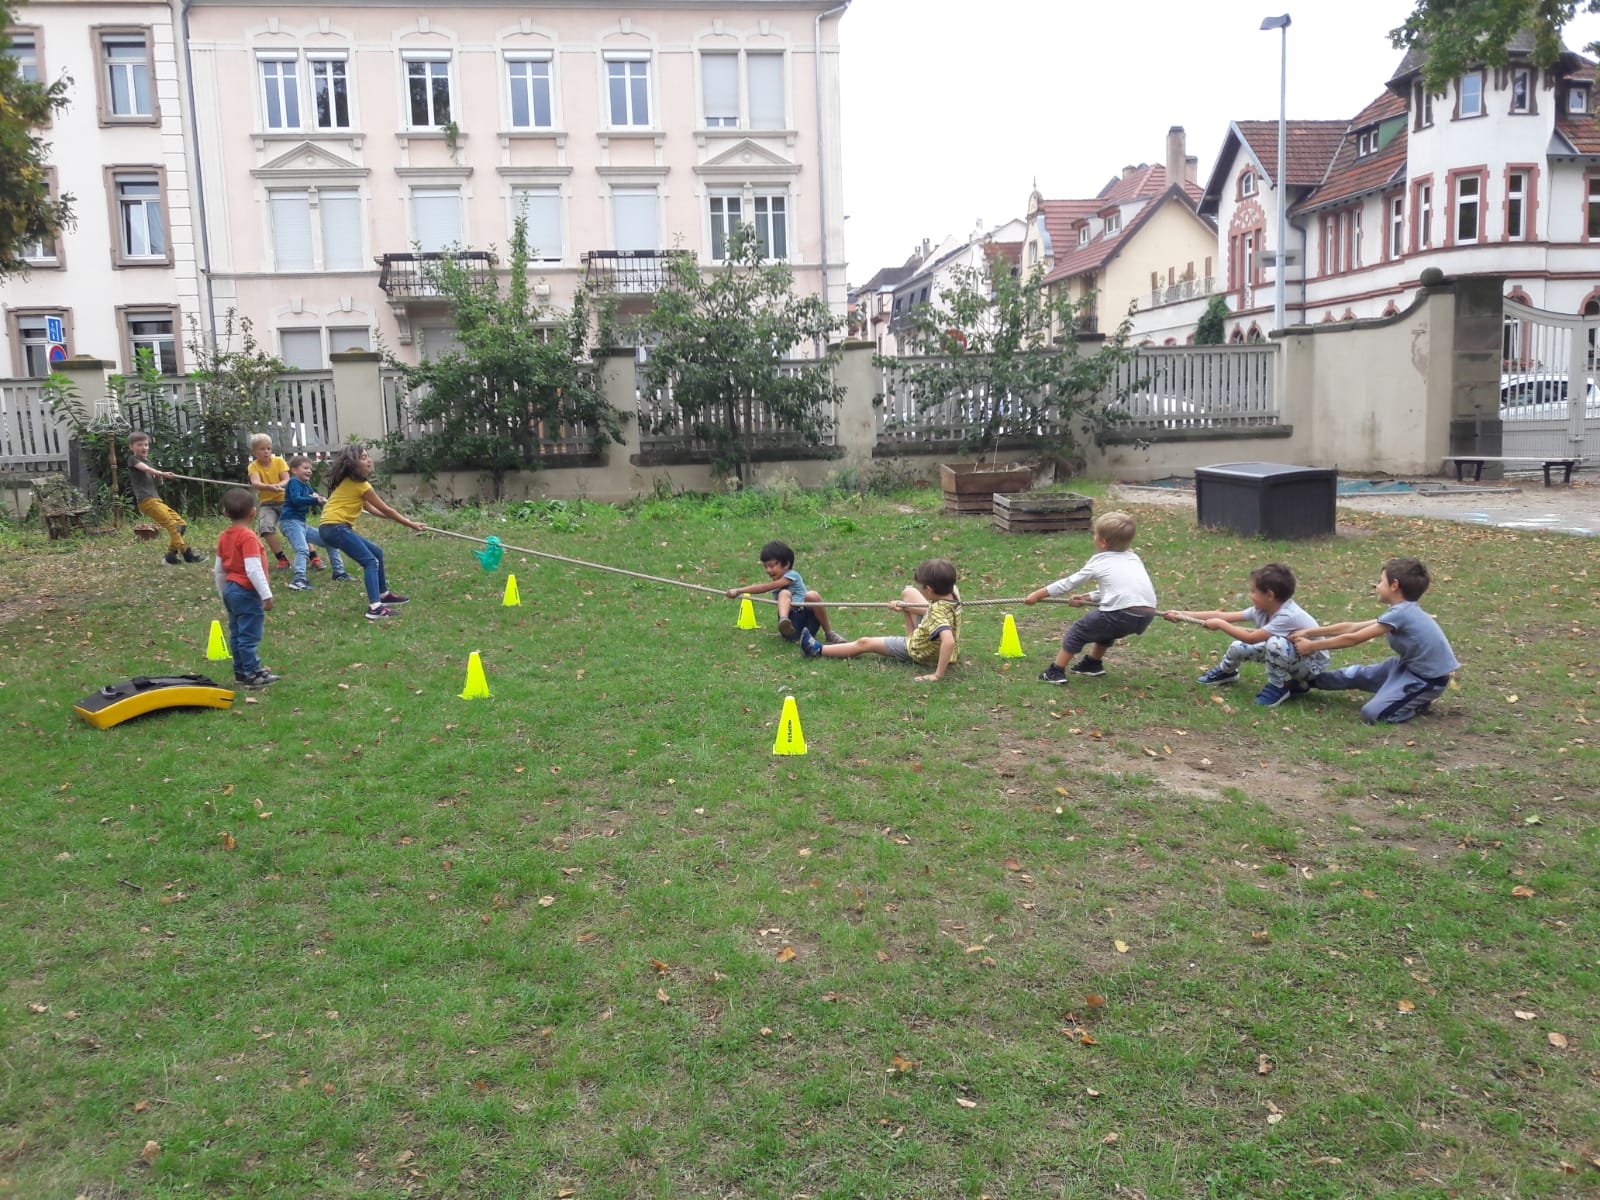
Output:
[
  {"xmin": 380, "ymin": 368, "xmax": 601, "ymax": 462},
  {"xmin": 1500, "ymin": 299, "xmax": 1599, "ymax": 465}
]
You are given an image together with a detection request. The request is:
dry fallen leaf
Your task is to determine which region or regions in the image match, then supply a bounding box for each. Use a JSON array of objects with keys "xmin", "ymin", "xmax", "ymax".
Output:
[
  {"xmin": 139, "ymin": 1140, "xmax": 160, "ymax": 1165},
  {"xmin": 1511, "ymin": 885, "xmax": 1536, "ymax": 898},
  {"xmin": 1084, "ymin": 993, "xmax": 1106, "ymax": 1009},
  {"xmin": 955, "ymin": 1096, "xmax": 977, "ymax": 1109},
  {"xmin": 1101, "ymin": 1131, "xmax": 1119, "ymax": 1144},
  {"xmin": 649, "ymin": 958, "xmax": 670, "ymax": 975},
  {"xmin": 538, "ymin": 895, "xmax": 556, "ymax": 907},
  {"xmin": 1113, "ymin": 940, "xmax": 1129, "ymax": 954},
  {"xmin": 1397, "ymin": 998, "xmax": 1416, "ymax": 1013},
  {"xmin": 889, "ymin": 1053, "xmax": 916, "ymax": 1074},
  {"xmin": 1548, "ymin": 1031, "xmax": 1569, "ymax": 1048},
  {"xmin": 1257, "ymin": 1054, "xmax": 1274, "ymax": 1075},
  {"xmin": 1003, "ymin": 857, "xmax": 1022, "ymax": 872},
  {"xmin": 775, "ymin": 945, "xmax": 797, "ymax": 963},
  {"xmin": 656, "ymin": 988, "xmax": 670, "ymax": 1004},
  {"xmin": 1513, "ymin": 1009, "xmax": 1537, "ymax": 1021}
]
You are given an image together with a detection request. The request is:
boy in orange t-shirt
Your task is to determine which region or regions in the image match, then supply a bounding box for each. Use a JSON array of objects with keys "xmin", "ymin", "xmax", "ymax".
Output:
[{"xmin": 213, "ymin": 488, "xmax": 279, "ymax": 688}]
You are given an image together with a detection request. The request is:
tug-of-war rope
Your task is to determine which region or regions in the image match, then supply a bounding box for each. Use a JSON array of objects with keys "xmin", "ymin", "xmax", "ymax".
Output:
[{"xmin": 164, "ymin": 472, "xmax": 1206, "ymax": 621}]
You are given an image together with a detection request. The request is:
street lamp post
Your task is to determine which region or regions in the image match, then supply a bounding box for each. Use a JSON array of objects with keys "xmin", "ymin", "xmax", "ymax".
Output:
[{"xmin": 1260, "ymin": 13, "xmax": 1291, "ymax": 334}]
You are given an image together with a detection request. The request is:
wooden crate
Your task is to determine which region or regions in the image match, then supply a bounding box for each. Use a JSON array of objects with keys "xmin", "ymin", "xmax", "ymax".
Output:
[
  {"xmin": 940, "ymin": 462, "xmax": 1032, "ymax": 515},
  {"xmin": 991, "ymin": 490, "xmax": 1094, "ymax": 534}
]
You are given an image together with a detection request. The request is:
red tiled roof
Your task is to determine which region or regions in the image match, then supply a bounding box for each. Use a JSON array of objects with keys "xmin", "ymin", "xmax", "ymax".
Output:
[
  {"xmin": 1555, "ymin": 111, "xmax": 1600, "ymax": 153},
  {"xmin": 1350, "ymin": 90, "xmax": 1406, "ymax": 128},
  {"xmin": 1233, "ymin": 119, "xmax": 1348, "ymax": 187},
  {"xmin": 1097, "ymin": 165, "xmax": 1204, "ymax": 206},
  {"xmin": 1036, "ymin": 198, "xmax": 1101, "ymax": 257},
  {"xmin": 985, "ymin": 239, "xmax": 1023, "ymax": 269},
  {"xmin": 1042, "ymin": 188, "xmax": 1204, "ymax": 285},
  {"xmin": 1295, "ymin": 127, "xmax": 1408, "ymax": 213}
]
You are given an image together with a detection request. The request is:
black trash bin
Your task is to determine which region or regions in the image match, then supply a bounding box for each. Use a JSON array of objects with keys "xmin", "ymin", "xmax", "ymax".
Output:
[{"xmin": 1194, "ymin": 462, "xmax": 1336, "ymax": 539}]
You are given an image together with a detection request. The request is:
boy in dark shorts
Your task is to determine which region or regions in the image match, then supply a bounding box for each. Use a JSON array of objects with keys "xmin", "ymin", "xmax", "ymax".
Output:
[
  {"xmin": 725, "ymin": 539, "xmax": 844, "ymax": 644},
  {"xmin": 1025, "ymin": 510, "xmax": 1157, "ymax": 683}
]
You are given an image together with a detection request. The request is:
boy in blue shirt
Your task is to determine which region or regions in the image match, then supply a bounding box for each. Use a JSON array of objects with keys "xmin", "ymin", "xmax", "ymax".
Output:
[
  {"xmin": 725, "ymin": 539, "xmax": 844, "ymax": 644},
  {"xmin": 280, "ymin": 455, "xmax": 352, "ymax": 591},
  {"xmin": 1289, "ymin": 557, "xmax": 1459, "ymax": 725}
]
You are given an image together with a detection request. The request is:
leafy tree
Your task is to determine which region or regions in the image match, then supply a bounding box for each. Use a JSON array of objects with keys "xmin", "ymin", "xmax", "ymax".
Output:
[
  {"xmin": 1, "ymin": 10, "xmax": 73, "ymax": 281},
  {"xmin": 882, "ymin": 260, "xmax": 1140, "ymax": 460},
  {"xmin": 631, "ymin": 223, "xmax": 844, "ymax": 482},
  {"xmin": 382, "ymin": 219, "xmax": 625, "ymax": 500},
  {"xmin": 1194, "ymin": 294, "xmax": 1230, "ymax": 345},
  {"xmin": 1392, "ymin": 1, "xmax": 1600, "ymax": 91}
]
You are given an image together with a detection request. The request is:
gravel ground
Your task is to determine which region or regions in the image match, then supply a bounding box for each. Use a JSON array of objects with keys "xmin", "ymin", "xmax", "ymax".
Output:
[{"xmin": 1111, "ymin": 474, "xmax": 1600, "ymax": 537}]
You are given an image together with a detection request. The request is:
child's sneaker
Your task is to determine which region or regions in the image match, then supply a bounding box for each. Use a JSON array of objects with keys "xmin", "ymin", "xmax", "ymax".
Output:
[
  {"xmin": 1070, "ymin": 656, "xmax": 1105, "ymax": 676},
  {"xmin": 1196, "ymin": 665, "xmax": 1239, "ymax": 685},
  {"xmin": 181, "ymin": 548, "xmax": 205, "ymax": 564},
  {"xmin": 163, "ymin": 552, "xmax": 181, "ymax": 566},
  {"xmin": 379, "ymin": 590, "xmax": 409, "ymax": 605},
  {"xmin": 365, "ymin": 604, "xmax": 396, "ymax": 621},
  {"xmin": 826, "ymin": 630, "xmax": 848, "ymax": 645},
  {"xmin": 799, "ymin": 629, "xmax": 823, "ymax": 658},
  {"xmin": 1288, "ymin": 680, "xmax": 1312, "ymax": 695},
  {"xmin": 1253, "ymin": 682, "xmax": 1291, "ymax": 708},
  {"xmin": 239, "ymin": 670, "xmax": 281, "ymax": 688},
  {"xmin": 1037, "ymin": 664, "xmax": 1069, "ymax": 685},
  {"xmin": 288, "ymin": 577, "xmax": 312, "ymax": 592},
  {"xmin": 275, "ymin": 556, "xmax": 291, "ymax": 570},
  {"xmin": 331, "ymin": 572, "xmax": 357, "ymax": 583},
  {"xmin": 778, "ymin": 616, "xmax": 796, "ymax": 638},
  {"xmin": 309, "ymin": 555, "xmax": 325, "ymax": 571}
]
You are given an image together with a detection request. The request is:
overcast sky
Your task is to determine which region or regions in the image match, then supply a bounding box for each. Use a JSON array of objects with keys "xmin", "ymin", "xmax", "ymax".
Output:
[{"xmin": 837, "ymin": 0, "xmax": 1600, "ymax": 283}]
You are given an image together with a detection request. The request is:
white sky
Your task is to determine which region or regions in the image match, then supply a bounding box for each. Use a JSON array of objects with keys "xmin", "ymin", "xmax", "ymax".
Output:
[{"xmin": 837, "ymin": 0, "xmax": 1600, "ymax": 283}]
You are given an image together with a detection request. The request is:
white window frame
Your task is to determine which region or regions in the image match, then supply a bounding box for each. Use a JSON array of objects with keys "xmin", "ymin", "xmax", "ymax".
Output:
[
  {"xmin": 1077, "ymin": 226, "xmax": 1089, "ymax": 246},
  {"xmin": 708, "ymin": 191, "xmax": 742, "ymax": 260},
  {"xmin": 403, "ymin": 52, "xmax": 454, "ymax": 130},
  {"xmin": 1417, "ymin": 85, "xmax": 1435, "ymax": 128},
  {"xmin": 258, "ymin": 53, "xmax": 301, "ymax": 130},
  {"xmin": 511, "ymin": 185, "xmax": 563, "ymax": 262},
  {"xmin": 604, "ymin": 52, "xmax": 651, "ymax": 129},
  {"xmin": 506, "ymin": 52, "xmax": 555, "ymax": 130},
  {"xmin": 746, "ymin": 51, "xmax": 785, "ymax": 130},
  {"xmin": 1388, "ymin": 194, "xmax": 1404, "ymax": 258},
  {"xmin": 750, "ymin": 192, "xmax": 787, "ymax": 259},
  {"xmin": 308, "ymin": 52, "xmax": 353, "ymax": 131},
  {"xmin": 1417, "ymin": 182, "xmax": 1433, "ymax": 248},
  {"xmin": 1571, "ymin": 87, "xmax": 1590, "ymax": 115},
  {"xmin": 17, "ymin": 314, "xmax": 56, "ymax": 377},
  {"xmin": 1458, "ymin": 72, "xmax": 1484, "ymax": 118},
  {"xmin": 5, "ymin": 30, "xmax": 39, "ymax": 82},
  {"xmin": 126, "ymin": 310, "xmax": 178, "ymax": 374},
  {"xmin": 1240, "ymin": 171, "xmax": 1256, "ymax": 197},
  {"xmin": 1456, "ymin": 175, "xmax": 1480, "ymax": 244},
  {"xmin": 1506, "ymin": 170, "xmax": 1527, "ymax": 241},
  {"xmin": 1510, "ymin": 67, "xmax": 1532, "ymax": 113},
  {"xmin": 117, "ymin": 174, "xmax": 166, "ymax": 260},
  {"xmin": 1105, "ymin": 212, "xmax": 1122, "ymax": 234},
  {"xmin": 102, "ymin": 32, "xmax": 154, "ymax": 119}
]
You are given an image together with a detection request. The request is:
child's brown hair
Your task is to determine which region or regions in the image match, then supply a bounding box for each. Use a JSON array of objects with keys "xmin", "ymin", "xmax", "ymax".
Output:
[
  {"xmin": 1383, "ymin": 557, "xmax": 1431, "ymax": 601},
  {"xmin": 223, "ymin": 487, "xmax": 257, "ymax": 521},
  {"xmin": 1093, "ymin": 510, "xmax": 1136, "ymax": 551},
  {"xmin": 1249, "ymin": 562, "xmax": 1296, "ymax": 602}
]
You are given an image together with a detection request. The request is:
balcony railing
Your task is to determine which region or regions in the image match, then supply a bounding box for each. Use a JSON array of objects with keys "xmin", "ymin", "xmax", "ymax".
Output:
[
  {"xmin": 378, "ymin": 251, "xmax": 496, "ymax": 299},
  {"xmin": 582, "ymin": 249, "xmax": 694, "ymax": 295},
  {"xmin": 1149, "ymin": 276, "xmax": 1218, "ymax": 308}
]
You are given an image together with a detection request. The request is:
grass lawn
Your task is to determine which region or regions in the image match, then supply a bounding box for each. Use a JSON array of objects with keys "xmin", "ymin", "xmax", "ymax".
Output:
[{"xmin": 1, "ymin": 482, "xmax": 1597, "ymax": 1199}]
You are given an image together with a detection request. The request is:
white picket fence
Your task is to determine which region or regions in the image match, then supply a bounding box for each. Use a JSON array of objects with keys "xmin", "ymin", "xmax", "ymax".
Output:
[{"xmin": 0, "ymin": 379, "xmax": 69, "ymax": 474}]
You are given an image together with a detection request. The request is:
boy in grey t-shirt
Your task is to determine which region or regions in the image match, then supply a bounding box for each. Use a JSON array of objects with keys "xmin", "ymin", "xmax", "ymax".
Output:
[
  {"xmin": 1164, "ymin": 562, "xmax": 1329, "ymax": 708},
  {"xmin": 1290, "ymin": 557, "xmax": 1459, "ymax": 725}
]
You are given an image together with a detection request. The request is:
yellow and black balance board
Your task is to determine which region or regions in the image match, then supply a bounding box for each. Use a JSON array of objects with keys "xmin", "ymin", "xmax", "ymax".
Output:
[{"xmin": 74, "ymin": 674, "xmax": 236, "ymax": 730}]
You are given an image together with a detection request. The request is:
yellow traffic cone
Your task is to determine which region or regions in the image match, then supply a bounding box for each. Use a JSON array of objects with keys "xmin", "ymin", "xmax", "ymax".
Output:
[
  {"xmin": 996, "ymin": 613, "xmax": 1024, "ymax": 658},
  {"xmin": 736, "ymin": 596, "xmax": 759, "ymax": 629},
  {"xmin": 206, "ymin": 619, "xmax": 230, "ymax": 661},
  {"xmin": 502, "ymin": 574, "xmax": 521, "ymax": 607},
  {"xmin": 772, "ymin": 696, "xmax": 807, "ymax": 755},
  {"xmin": 459, "ymin": 651, "xmax": 491, "ymax": 700}
]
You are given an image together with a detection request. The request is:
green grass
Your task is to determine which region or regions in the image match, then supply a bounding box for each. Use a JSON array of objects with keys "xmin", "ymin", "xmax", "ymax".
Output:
[{"xmin": 2, "ymin": 484, "xmax": 1598, "ymax": 1199}]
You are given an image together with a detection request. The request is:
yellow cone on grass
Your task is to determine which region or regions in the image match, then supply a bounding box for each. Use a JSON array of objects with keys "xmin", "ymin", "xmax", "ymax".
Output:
[
  {"xmin": 996, "ymin": 613, "xmax": 1024, "ymax": 658},
  {"xmin": 736, "ymin": 597, "xmax": 759, "ymax": 629},
  {"xmin": 206, "ymin": 619, "xmax": 230, "ymax": 661},
  {"xmin": 502, "ymin": 574, "xmax": 521, "ymax": 607},
  {"xmin": 772, "ymin": 696, "xmax": 807, "ymax": 755},
  {"xmin": 459, "ymin": 651, "xmax": 491, "ymax": 700}
]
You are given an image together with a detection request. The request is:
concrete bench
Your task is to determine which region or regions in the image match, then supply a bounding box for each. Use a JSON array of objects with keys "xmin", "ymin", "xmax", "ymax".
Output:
[{"xmin": 1441, "ymin": 456, "xmax": 1582, "ymax": 487}]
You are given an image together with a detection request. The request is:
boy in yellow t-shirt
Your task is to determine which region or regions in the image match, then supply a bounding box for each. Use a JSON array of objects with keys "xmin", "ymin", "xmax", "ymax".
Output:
[
  {"xmin": 246, "ymin": 433, "xmax": 302, "ymax": 572},
  {"xmin": 800, "ymin": 558, "xmax": 960, "ymax": 682}
]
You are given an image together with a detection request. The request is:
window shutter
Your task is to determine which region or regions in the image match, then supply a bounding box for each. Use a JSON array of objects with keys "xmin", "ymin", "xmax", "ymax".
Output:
[
  {"xmin": 413, "ymin": 188, "xmax": 463, "ymax": 252},
  {"xmin": 702, "ymin": 53, "xmax": 738, "ymax": 125},
  {"xmin": 270, "ymin": 192, "xmax": 314, "ymax": 271},
  {"xmin": 514, "ymin": 189, "xmax": 563, "ymax": 261},
  {"xmin": 319, "ymin": 190, "xmax": 363, "ymax": 269},
  {"xmin": 748, "ymin": 53, "xmax": 784, "ymax": 129},
  {"xmin": 278, "ymin": 329, "xmax": 324, "ymax": 370},
  {"xmin": 612, "ymin": 189, "xmax": 659, "ymax": 251}
]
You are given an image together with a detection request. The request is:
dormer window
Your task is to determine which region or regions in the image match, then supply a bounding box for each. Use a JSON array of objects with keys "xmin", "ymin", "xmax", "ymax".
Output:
[
  {"xmin": 1356, "ymin": 130, "xmax": 1374, "ymax": 157},
  {"xmin": 1457, "ymin": 71, "xmax": 1484, "ymax": 118},
  {"xmin": 1077, "ymin": 226, "xmax": 1090, "ymax": 246},
  {"xmin": 1240, "ymin": 171, "xmax": 1257, "ymax": 197},
  {"xmin": 1571, "ymin": 87, "xmax": 1590, "ymax": 114},
  {"xmin": 1105, "ymin": 212, "xmax": 1121, "ymax": 234}
]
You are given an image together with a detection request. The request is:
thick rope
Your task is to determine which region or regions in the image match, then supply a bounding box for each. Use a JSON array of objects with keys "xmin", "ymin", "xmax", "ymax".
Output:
[
  {"xmin": 415, "ymin": 524, "xmax": 1079, "ymax": 609},
  {"xmin": 168, "ymin": 472, "xmax": 254, "ymax": 489}
]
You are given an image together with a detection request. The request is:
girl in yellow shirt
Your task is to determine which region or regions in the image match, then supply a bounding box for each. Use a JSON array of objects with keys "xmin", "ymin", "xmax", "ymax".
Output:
[{"xmin": 316, "ymin": 444, "xmax": 426, "ymax": 620}]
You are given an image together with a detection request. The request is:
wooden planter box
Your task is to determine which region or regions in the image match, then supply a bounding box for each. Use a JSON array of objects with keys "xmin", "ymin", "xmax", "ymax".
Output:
[
  {"xmin": 940, "ymin": 462, "xmax": 1033, "ymax": 515},
  {"xmin": 992, "ymin": 490, "xmax": 1094, "ymax": 534}
]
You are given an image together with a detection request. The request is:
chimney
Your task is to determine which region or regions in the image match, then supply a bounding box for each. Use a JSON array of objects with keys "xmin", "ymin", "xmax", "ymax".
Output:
[
  {"xmin": 1185, "ymin": 155, "xmax": 1199, "ymax": 184},
  {"xmin": 1166, "ymin": 126, "xmax": 1185, "ymax": 189},
  {"xmin": 1122, "ymin": 164, "xmax": 1138, "ymax": 180}
]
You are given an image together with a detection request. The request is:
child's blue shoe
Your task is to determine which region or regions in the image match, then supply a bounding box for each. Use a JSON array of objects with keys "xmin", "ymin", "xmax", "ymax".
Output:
[
  {"xmin": 1196, "ymin": 665, "xmax": 1238, "ymax": 685},
  {"xmin": 1253, "ymin": 682, "xmax": 1291, "ymax": 707},
  {"xmin": 799, "ymin": 630, "xmax": 823, "ymax": 658}
]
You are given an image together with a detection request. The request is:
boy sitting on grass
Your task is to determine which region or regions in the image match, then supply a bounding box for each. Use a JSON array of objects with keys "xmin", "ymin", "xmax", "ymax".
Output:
[
  {"xmin": 1164, "ymin": 562, "xmax": 1329, "ymax": 708},
  {"xmin": 725, "ymin": 539, "xmax": 845, "ymax": 644},
  {"xmin": 800, "ymin": 558, "xmax": 959, "ymax": 683},
  {"xmin": 1289, "ymin": 556, "xmax": 1458, "ymax": 725}
]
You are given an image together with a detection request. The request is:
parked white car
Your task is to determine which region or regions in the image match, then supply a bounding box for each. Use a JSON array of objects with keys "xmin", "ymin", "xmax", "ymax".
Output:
[{"xmin": 1499, "ymin": 374, "xmax": 1600, "ymax": 420}]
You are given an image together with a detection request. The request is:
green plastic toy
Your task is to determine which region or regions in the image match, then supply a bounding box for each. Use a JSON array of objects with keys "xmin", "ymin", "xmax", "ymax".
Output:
[{"xmin": 473, "ymin": 536, "xmax": 505, "ymax": 572}]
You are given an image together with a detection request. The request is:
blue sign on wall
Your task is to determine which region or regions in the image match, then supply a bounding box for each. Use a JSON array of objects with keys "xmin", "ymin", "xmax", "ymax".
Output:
[{"xmin": 46, "ymin": 316, "xmax": 65, "ymax": 344}]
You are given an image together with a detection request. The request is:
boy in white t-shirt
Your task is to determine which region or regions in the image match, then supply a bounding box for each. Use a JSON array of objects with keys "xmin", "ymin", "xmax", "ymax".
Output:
[
  {"xmin": 1164, "ymin": 562, "xmax": 1329, "ymax": 708},
  {"xmin": 1024, "ymin": 511, "xmax": 1157, "ymax": 683}
]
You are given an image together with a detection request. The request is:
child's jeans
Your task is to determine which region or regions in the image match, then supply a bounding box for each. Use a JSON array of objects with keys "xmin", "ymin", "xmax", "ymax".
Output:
[
  {"xmin": 223, "ymin": 581, "xmax": 265, "ymax": 678},
  {"xmin": 279, "ymin": 517, "xmax": 345, "ymax": 578},
  {"xmin": 138, "ymin": 497, "xmax": 188, "ymax": 553},
  {"xmin": 1311, "ymin": 658, "xmax": 1450, "ymax": 724},
  {"xmin": 316, "ymin": 523, "xmax": 387, "ymax": 604},
  {"xmin": 1219, "ymin": 635, "xmax": 1330, "ymax": 687}
]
